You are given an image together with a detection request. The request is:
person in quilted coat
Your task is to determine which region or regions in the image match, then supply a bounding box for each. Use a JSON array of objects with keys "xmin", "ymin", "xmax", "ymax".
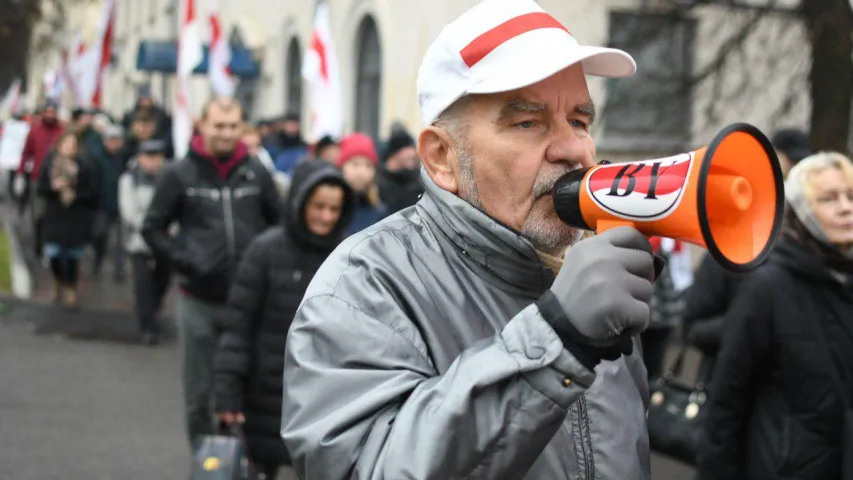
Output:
[{"xmin": 212, "ymin": 159, "xmax": 354, "ymax": 479}]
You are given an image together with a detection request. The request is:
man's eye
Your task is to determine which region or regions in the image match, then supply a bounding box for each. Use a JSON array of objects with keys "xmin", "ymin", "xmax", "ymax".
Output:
[
  {"xmin": 571, "ymin": 119, "xmax": 589, "ymax": 130},
  {"xmin": 514, "ymin": 120, "xmax": 535, "ymax": 129}
]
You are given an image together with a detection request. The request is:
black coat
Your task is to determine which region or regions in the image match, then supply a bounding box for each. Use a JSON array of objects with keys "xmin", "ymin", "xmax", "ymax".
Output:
[
  {"xmin": 697, "ymin": 236, "xmax": 853, "ymax": 479},
  {"xmin": 37, "ymin": 155, "xmax": 100, "ymax": 248},
  {"xmin": 376, "ymin": 167, "xmax": 423, "ymax": 215},
  {"xmin": 141, "ymin": 141, "xmax": 281, "ymax": 303},
  {"xmin": 213, "ymin": 160, "xmax": 354, "ymax": 467},
  {"xmin": 683, "ymin": 254, "xmax": 748, "ymax": 352},
  {"xmin": 681, "ymin": 253, "xmax": 749, "ymax": 385}
]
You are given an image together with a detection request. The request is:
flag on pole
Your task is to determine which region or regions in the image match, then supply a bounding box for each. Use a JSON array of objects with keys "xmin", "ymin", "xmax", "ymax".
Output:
[
  {"xmin": 67, "ymin": 32, "xmax": 96, "ymax": 107},
  {"xmin": 69, "ymin": 0, "xmax": 114, "ymax": 108},
  {"xmin": 91, "ymin": 0, "xmax": 116, "ymax": 108},
  {"xmin": 69, "ymin": 47, "xmax": 98, "ymax": 106},
  {"xmin": 174, "ymin": 0, "xmax": 204, "ymax": 159},
  {"xmin": 302, "ymin": 1, "xmax": 343, "ymax": 141},
  {"xmin": 1, "ymin": 79, "xmax": 22, "ymax": 117},
  {"xmin": 59, "ymin": 37, "xmax": 80, "ymax": 106},
  {"xmin": 208, "ymin": 0, "xmax": 235, "ymax": 96}
]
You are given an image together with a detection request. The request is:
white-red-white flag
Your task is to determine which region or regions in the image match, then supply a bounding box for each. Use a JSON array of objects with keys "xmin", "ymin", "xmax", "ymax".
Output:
[
  {"xmin": 1, "ymin": 79, "xmax": 22, "ymax": 116},
  {"xmin": 208, "ymin": 0, "xmax": 235, "ymax": 96},
  {"xmin": 91, "ymin": 0, "xmax": 116, "ymax": 108},
  {"xmin": 302, "ymin": 2, "xmax": 342, "ymax": 141},
  {"xmin": 56, "ymin": 32, "xmax": 83, "ymax": 106},
  {"xmin": 174, "ymin": 0, "xmax": 204, "ymax": 159},
  {"xmin": 71, "ymin": 0, "xmax": 114, "ymax": 108}
]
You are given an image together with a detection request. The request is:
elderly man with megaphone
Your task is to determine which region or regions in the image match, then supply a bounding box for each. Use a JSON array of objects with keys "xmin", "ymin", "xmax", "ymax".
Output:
[{"xmin": 279, "ymin": 0, "xmax": 785, "ymax": 478}]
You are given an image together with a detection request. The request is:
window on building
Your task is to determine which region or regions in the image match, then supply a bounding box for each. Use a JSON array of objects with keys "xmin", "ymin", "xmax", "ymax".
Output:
[
  {"xmin": 355, "ymin": 16, "xmax": 382, "ymax": 140},
  {"xmin": 286, "ymin": 37, "xmax": 302, "ymax": 118},
  {"xmin": 603, "ymin": 11, "xmax": 696, "ymax": 151}
]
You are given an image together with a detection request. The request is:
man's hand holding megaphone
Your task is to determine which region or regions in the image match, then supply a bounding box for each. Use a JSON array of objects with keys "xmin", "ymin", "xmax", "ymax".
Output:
[{"xmin": 536, "ymin": 227, "xmax": 664, "ymax": 371}]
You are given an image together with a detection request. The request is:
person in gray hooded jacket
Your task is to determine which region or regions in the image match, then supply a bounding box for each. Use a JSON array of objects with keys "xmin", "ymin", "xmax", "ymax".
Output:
[
  {"xmin": 281, "ymin": 0, "xmax": 656, "ymax": 478},
  {"xmin": 119, "ymin": 139, "xmax": 172, "ymax": 345}
]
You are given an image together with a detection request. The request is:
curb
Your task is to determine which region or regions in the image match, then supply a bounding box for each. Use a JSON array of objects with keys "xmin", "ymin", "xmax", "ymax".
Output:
[{"xmin": 2, "ymin": 214, "xmax": 33, "ymax": 299}]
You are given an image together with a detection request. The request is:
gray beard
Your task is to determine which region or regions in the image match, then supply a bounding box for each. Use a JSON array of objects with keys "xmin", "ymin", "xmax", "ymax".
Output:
[{"xmin": 455, "ymin": 146, "xmax": 582, "ymax": 255}]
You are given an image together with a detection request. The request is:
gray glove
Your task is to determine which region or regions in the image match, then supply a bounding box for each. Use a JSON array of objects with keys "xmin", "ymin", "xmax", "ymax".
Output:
[{"xmin": 536, "ymin": 227, "xmax": 658, "ymax": 368}]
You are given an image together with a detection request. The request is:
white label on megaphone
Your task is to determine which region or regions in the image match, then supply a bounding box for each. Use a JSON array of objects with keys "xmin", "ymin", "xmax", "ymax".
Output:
[{"xmin": 586, "ymin": 152, "xmax": 695, "ymax": 221}]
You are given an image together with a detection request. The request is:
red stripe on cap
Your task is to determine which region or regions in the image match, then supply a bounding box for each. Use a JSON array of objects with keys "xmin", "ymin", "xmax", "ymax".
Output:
[{"xmin": 460, "ymin": 12, "xmax": 569, "ymax": 68}]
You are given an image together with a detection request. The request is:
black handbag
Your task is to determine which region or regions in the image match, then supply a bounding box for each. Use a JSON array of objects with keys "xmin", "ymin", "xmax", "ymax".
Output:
[
  {"xmin": 647, "ymin": 344, "xmax": 707, "ymax": 465},
  {"xmin": 190, "ymin": 423, "xmax": 259, "ymax": 480},
  {"xmin": 809, "ymin": 294, "xmax": 853, "ymax": 480}
]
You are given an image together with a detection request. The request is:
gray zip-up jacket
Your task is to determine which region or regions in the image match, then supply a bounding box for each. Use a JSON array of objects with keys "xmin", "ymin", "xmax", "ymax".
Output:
[{"xmin": 281, "ymin": 168, "xmax": 651, "ymax": 480}]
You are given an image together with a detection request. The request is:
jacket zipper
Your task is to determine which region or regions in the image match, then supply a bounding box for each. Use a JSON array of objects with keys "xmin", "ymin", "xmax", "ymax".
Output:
[
  {"xmin": 579, "ymin": 395, "xmax": 594, "ymax": 479},
  {"xmin": 221, "ymin": 187, "xmax": 236, "ymax": 261},
  {"xmin": 569, "ymin": 395, "xmax": 594, "ymax": 479}
]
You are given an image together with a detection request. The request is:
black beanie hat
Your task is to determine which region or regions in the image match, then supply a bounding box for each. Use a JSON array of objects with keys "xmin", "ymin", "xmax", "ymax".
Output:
[
  {"xmin": 771, "ymin": 128, "xmax": 812, "ymax": 165},
  {"xmin": 315, "ymin": 135, "xmax": 337, "ymax": 154},
  {"xmin": 71, "ymin": 107, "xmax": 87, "ymax": 121},
  {"xmin": 384, "ymin": 131, "xmax": 415, "ymax": 162}
]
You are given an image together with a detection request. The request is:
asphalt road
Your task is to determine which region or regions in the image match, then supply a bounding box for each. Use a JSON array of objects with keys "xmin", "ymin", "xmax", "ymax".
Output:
[{"xmin": 0, "ymin": 307, "xmax": 189, "ymax": 479}]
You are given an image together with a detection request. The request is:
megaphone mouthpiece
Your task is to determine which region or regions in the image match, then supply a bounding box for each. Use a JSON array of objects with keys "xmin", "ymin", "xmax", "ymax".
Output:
[{"xmin": 705, "ymin": 174, "xmax": 753, "ymax": 219}]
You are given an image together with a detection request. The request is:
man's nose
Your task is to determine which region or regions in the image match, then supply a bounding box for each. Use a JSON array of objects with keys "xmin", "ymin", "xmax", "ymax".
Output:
[{"xmin": 543, "ymin": 123, "xmax": 593, "ymax": 168}]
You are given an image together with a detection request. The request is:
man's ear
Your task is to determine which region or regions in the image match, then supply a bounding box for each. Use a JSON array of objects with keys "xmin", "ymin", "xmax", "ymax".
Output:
[{"xmin": 418, "ymin": 126, "xmax": 458, "ymax": 193}]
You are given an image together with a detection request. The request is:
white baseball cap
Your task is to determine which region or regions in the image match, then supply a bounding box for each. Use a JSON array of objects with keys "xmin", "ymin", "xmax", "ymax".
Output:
[{"xmin": 417, "ymin": 0, "xmax": 637, "ymax": 127}]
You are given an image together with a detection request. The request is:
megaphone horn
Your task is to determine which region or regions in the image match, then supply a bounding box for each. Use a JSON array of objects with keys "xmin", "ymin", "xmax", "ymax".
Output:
[{"xmin": 553, "ymin": 123, "xmax": 785, "ymax": 272}]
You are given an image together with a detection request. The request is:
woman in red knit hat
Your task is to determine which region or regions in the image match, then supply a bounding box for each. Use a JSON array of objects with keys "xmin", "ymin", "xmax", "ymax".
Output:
[{"xmin": 336, "ymin": 133, "xmax": 387, "ymax": 236}]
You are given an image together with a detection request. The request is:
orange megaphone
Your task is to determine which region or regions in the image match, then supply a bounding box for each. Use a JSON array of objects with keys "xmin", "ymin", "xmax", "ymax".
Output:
[{"xmin": 553, "ymin": 123, "xmax": 785, "ymax": 272}]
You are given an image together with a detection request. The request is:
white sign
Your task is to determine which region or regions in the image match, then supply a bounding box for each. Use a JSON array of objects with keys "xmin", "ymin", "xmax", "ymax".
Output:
[{"xmin": 0, "ymin": 119, "xmax": 30, "ymax": 170}]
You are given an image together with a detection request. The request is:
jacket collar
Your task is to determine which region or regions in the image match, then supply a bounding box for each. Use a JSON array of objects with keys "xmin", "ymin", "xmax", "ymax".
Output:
[
  {"xmin": 416, "ymin": 167, "xmax": 554, "ymax": 293},
  {"xmin": 188, "ymin": 136, "xmax": 249, "ymax": 180}
]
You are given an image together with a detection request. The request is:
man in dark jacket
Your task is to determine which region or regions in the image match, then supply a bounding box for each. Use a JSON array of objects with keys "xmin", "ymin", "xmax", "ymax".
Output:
[
  {"xmin": 280, "ymin": 1, "xmax": 658, "ymax": 478},
  {"xmin": 121, "ymin": 85, "xmax": 174, "ymax": 156},
  {"xmin": 265, "ymin": 112, "xmax": 309, "ymax": 175},
  {"xmin": 142, "ymin": 96, "xmax": 281, "ymax": 450},
  {"xmin": 91, "ymin": 124, "xmax": 128, "ymax": 280},
  {"xmin": 376, "ymin": 129, "xmax": 423, "ymax": 214},
  {"xmin": 122, "ymin": 112, "xmax": 162, "ymax": 166}
]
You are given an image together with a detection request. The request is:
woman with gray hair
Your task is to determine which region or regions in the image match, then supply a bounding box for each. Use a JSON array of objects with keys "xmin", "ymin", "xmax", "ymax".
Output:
[{"xmin": 697, "ymin": 152, "xmax": 853, "ymax": 479}]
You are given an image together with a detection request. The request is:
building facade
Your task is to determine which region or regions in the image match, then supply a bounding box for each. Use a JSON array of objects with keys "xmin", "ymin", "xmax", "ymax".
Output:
[{"xmin": 29, "ymin": 0, "xmax": 811, "ymax": 159}]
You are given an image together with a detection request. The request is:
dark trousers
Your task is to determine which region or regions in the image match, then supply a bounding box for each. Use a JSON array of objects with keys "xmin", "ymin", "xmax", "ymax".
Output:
[
  {"xmin": 93, "ymin": 213, "xmax": 125, "ymax": 277},
  {"xmin": 130, "ymin": 253, "xmax": 171, "ymax": 335},
  {"xmin": 641, "ymin": 327, "xmax": 673, "ymax": 380},
  {"xmin": 49, "ymin": 257, "xmax": 80, "ymax": 286},
  {"xmin": 178, "ymin": 295, "xmax": 229, "ymax": 448},
  {"xmin": 26, "ymin": 179, "xmax": 45, "ymax": 258},
  {"xmin": 9, "ymin": 171, "xmax": 29, "ymax": 217}
]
